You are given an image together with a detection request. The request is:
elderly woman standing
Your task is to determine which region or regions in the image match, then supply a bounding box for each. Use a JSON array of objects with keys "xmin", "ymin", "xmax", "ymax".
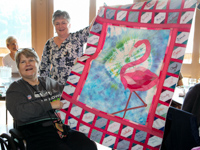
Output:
[
  {"xmin": 39, "ymin": 10, "xmax": 94, "ymax": 85},
  {"xmin": 6, "ymin": 48, "xmax": 97, "ymax": 150},
  {"xmin": 2, "ymin": 36, "xmax": 19, "ymax": 73}
]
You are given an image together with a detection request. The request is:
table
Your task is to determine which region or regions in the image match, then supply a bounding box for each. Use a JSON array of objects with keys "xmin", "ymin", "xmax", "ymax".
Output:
[
  {"xmin": 0, "ymin": 73, "xmax": 21, "ymax": 96},
  {"xmin": 171, "ymin": 86, "xmax": 190, "ymax": 109},
  {"xmin": 0, "ymin": 73, "xmax": 21, "ymax": 124}
]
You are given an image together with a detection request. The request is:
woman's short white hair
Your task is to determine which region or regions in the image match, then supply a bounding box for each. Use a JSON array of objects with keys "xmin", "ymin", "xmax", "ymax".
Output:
[
  {"xmin": 52, "ymin": 10, "xmax": 71, "ymax": 24},
  {"xmin": 6, "ymin": 36, "xmax": 17, "ymax": 46}
]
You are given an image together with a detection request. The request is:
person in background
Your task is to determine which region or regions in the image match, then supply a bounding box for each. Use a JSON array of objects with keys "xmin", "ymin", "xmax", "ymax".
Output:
[
  {"xmin": 2, "ymin": 36, "xmax": 18, "ymax": 73},
  {"xmin": 6, "ymin": 48, "xmax": 97, "ymax": 150},
  {"xmin": 170, "ymin": 72, "xmax": 184, "ymax": 109},
  {"xmin": 182, "ymin": 2, "xmax": 200, "ymax": 148},
  {"xmin": 39, "ymin": 10, "xmax": 95, "ymax": 85},
  {"xmin": 177, "ymin": 72, "xmax": 183, "ymax": 86},
  {"xmin": 182, "ymin": 83, "xmax": 200, "ymax": 135}
]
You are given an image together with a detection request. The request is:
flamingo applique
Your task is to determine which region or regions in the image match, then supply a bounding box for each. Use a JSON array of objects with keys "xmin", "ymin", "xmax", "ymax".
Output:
[{"xmin": 112, "ymin": 39, "xmax": 158, "ymax": 118}]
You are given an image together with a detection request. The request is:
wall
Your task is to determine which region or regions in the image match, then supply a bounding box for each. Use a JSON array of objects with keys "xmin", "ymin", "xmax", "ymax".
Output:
[{"xmin": 31, "ymin": 0, "xmax": 54, "ymax": 60}]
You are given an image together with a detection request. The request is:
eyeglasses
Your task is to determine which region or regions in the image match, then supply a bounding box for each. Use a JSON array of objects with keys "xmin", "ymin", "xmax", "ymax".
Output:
[{"xmin": 17, "ymin": 48, "xmax": 35, "ymax": 53}]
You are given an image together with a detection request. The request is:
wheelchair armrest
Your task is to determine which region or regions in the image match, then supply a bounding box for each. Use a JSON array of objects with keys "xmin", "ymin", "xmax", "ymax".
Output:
[{"xmin": 9, "ymin": 129, "xmax": 24, "ymax": 140}]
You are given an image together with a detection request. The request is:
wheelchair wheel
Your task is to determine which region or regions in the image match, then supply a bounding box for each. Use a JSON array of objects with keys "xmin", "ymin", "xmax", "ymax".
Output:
[
  {"xmin": 0, "ymin": 133, "xmax": 16, "ymax": 150},
  {"xmin": 0, "ymin": 136, "xmax": 9, "ymax": 150}
]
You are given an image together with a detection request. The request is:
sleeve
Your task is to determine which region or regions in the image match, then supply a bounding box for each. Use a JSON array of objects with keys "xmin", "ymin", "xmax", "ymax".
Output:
[
  {"xmin": 2, "ymin": 56, "xmax": 7, "ymax": 66},
  {"xmin": 46, "ymin": 77, "xmax": 65, "ymax": 93},
  {"xmin": 39, "ymin": 40, "xmax": 51, "ymax": 77},
  {"xmin": 76, "ymin": 26, "xmax": 90, "ymax": 57},
  {"xmin": 80, "ymin": 26, "xmax": 90, "ymax": 43},
  {"xmin": 182, "ymin": 86, "xmax": 199, "ymax": 112},
  {"xmin": 6, "ymin": 83, "xmax": 52, "ymax": 122}
]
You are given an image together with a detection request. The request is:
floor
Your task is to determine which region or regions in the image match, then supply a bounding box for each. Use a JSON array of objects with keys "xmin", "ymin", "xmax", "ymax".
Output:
[{"xmin": 0, "ymin": 101, "xmax": 111, "ymax": 150}]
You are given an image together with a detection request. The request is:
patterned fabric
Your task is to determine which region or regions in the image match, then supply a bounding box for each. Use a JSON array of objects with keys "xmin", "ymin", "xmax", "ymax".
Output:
[
  {"xmin": 39, "ymin": 27, "xmax": 90, "ymax": 85},
  {"xmin": 57, "ymin": 0, "xmax": 197, "ymax": 149}
]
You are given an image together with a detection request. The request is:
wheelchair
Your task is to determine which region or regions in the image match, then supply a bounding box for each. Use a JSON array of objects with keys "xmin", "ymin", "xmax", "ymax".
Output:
[
  {"xmin": 0, "ymin": 133, "xmax": 16, "ymax": 150},
  {"xmin": 0, "ymin": 127, "xmax": 26, "ymax": 150}
]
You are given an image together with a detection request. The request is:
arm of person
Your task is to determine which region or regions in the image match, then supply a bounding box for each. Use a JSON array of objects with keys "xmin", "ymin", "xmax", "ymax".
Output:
[
  {"xmin": 45, "ymin": 77, "xmax": 65, "ymax": 110},
  {"xmin": 177, "ymin": 72, "xmax": 183, "ymax": 86},
  {"xmin": 177, "ymin": 79, "xmax": 183, "ymax": 86},
  {"xmin": 39, "ymin": 41, "xmax": 51, "ymax": 77},
  {"xmin": 88, "ymin": 6, "xmax": 103, "ymax": 31},
  {"xmin": 2, "ymin": 56, "xmax": 8, "ymax": 66},
  {"xmin": 89, "ymin": 16, "xmax": 97, "ymax": 31},
  {"xmin": 50, "ymin": 100, "xmax": 64, "ymax": 110},
  {"xmin": 6, "ymin": 82, "xmax": 54, "ymax": 123}
]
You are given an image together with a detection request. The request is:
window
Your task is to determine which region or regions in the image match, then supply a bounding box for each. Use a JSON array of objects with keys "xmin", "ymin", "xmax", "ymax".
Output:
[
  {"xmin": 0, "ymin": 0, "xmax": 31, "ymax": 48},
  {"xmin": 183, "ymin": 9, "xmax": 196, "ymax": 64},
  {"xmin": 54, "ymin": 0, "xmax": 89, "ymax": 34}
]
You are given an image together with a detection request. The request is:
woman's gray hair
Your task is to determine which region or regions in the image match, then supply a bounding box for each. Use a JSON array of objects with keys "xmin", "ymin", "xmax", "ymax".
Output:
[
  {"xmin": 52, "ymin": 10, "xmax": 71, "ymax": 24},
  {"xmin": 6, "ymin": 36, "xmax": 17, "ymax": 46},
  {"xmin": 15, "ymin": 48, "xmax": 39, "ymax": 69}
]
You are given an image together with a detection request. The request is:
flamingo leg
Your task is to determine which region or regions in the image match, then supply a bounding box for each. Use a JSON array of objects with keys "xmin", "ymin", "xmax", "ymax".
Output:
[
  {"xmin": 111, "ymin": 92, "xmax": 132, "ymax": 116},
  {"xmin": 133, "ymin": 91, "xmax": 147, "ymax": 107},
  {"xmin": 111, "ymin": 91, "xmax": 147, "ymax": 117},
  {"xmin": 112, "ymin": 110, "xmax": 125, "ymax": 115},
  {"xmin": 120, "ymin": 91, "xmax": 147, "ymax": 113},
  {"xmin": 123, "ymin": 92, "xmax": 132, "ymax": 118}
]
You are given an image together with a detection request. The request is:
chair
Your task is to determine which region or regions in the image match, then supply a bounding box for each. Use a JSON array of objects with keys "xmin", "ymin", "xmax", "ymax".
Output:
[
  {"xmin": 9, "ymin": 128, "xmax": 26, "ymax": 150},
  {"xmin": 161, "ymin": 107, "xmax": 200, "ymax": 150},
  {"xmin": 0, "ymin": 120, "xmax": 26, "ymax": 150},
  {"xmin": 0, "ymin": 129, "xmax": 25, "ymax": 150},
  {"xmin": 8, "ymin": 120, "xmax": 26, "ymax": 150},
  {"xmin": 0, "ymin": 133, "xmax": 16, "ymax": 150},
  {"xmin": 0, "ymin": 98, "xmax": 9, "ymax": 125}
]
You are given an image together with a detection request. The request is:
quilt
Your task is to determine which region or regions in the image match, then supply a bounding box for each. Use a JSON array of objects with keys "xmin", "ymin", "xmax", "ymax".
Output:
[{"xmin": 58, "ymin": 0, "xmax": 197, "ymax": 149}]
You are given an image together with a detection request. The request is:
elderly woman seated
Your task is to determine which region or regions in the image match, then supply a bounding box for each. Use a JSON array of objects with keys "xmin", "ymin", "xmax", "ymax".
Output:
[{"xmin": 6, "ymin": 48, "xmax": 97, "ymax": 150}]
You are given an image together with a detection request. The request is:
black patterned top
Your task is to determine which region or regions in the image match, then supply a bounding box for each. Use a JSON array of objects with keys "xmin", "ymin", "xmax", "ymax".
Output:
[{"xmin": 39, "ymin": 27, "xmax": 89, "ymax": 85}]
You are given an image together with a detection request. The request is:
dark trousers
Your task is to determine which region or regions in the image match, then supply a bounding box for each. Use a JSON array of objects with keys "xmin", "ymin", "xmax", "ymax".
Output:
[{"xmin": 18, "ymin": 122, "xmax": 97, "ymax": 150}]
